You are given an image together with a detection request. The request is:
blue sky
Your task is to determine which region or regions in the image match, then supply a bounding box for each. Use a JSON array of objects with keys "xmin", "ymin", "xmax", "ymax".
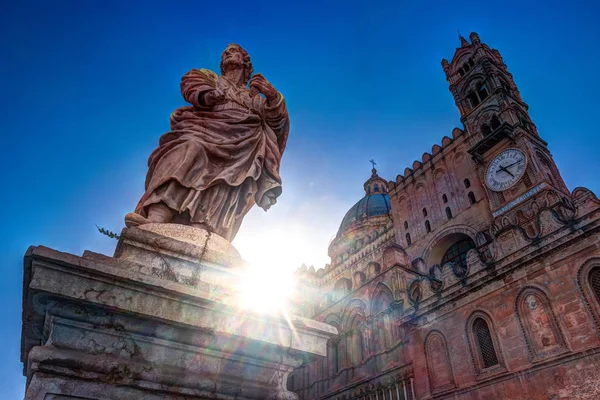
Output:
[{"xmin": 1, "ymin": 0, "xmax": 599, "ymax": 397}]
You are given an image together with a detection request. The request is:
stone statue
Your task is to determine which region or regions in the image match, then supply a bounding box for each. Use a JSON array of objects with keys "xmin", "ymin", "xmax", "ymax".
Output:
[{"xmin": 125, "ymin": 44, "xmax": 290, "ymax": 242}]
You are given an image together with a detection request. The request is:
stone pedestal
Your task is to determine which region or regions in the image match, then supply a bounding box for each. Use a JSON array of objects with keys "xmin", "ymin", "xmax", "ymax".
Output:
[{"xmin": 21, "ymin": 225, "xmax": 336, "ymax": 399}]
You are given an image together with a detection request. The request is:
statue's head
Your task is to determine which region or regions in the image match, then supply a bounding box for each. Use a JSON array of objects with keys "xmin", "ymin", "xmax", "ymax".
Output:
[{"xmin": 220, "ymin": 43, "xmax": 253, "ymax": 84}]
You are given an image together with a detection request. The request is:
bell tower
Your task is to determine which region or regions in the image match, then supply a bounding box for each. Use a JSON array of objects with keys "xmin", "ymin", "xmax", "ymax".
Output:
[{"xmin": 441, "ymin": 32, "xmax": 568, "ymax": 216}]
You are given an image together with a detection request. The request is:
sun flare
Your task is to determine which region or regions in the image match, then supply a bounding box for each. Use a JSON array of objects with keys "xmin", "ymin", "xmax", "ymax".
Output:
[{"xmin": 233, "ymin": 228, "xmax": 320, "ymax": 314}]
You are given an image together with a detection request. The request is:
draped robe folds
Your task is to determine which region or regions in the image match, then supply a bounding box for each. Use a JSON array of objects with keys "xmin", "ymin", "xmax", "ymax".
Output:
[{"xmin": 134, "ymin": 68, "xmax": 290, "ymax": 242}]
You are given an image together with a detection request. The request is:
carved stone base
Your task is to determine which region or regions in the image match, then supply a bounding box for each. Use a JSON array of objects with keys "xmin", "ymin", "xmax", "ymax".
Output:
[{"xmin": 21, "ymin": 234, "xmax": 336, "ymax": 399}]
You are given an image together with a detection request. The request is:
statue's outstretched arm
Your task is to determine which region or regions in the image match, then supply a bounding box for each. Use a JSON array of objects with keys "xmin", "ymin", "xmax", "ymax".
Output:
[{"xmin": 180, "ymin": 68, "xmax": 218, "ymax": 109}]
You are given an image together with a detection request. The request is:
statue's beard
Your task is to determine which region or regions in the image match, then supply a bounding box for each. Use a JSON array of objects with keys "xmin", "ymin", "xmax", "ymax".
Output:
[{"xmin": 222, "ymin": 59, "xmax": 244, "ymax": 72}]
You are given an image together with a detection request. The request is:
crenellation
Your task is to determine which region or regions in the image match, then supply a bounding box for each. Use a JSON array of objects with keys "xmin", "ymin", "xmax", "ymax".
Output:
[{"xmin": 289, "ymin": 33, "xmax": 600, "ymax": 400}]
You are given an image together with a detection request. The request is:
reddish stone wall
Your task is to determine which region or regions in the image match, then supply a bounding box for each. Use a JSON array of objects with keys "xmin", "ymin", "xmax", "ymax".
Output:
[{"xmin": 409, "ymin": 239, "xmax": 600, "ymax": 399}]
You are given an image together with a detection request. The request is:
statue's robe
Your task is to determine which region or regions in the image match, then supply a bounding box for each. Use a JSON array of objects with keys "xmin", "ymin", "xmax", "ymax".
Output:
[{"xmin": 134, "ymin": 69, "xmax": 289, "ymax": 241}]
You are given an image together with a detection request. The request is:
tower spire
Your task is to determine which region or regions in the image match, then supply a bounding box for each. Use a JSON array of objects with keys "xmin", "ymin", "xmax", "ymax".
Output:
[{"xmin": 457, "ymin": 29, "xmax": 470, "ymax": 47}]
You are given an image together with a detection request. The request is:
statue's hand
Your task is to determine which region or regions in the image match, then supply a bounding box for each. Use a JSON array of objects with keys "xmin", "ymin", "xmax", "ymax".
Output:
[
  {"xmin": 202, "ymin": 89, "xmax": 226, "ymax": 107},
  {"xmin": 249, "ymin": 73, "xmax": 278, "ymax": 102}
]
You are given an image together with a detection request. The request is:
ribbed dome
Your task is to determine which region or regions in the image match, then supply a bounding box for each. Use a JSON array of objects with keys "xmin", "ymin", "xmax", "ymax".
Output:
[{"xmin": 338, "ymin": 193, "xmax": 391, "ymax": 235}]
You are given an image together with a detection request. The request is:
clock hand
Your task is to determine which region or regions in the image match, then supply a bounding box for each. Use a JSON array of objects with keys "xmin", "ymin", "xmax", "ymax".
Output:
[
  {"xmin": 497, "ymin": 165, "xmax": 515, "ymax": 178},
  {"xmin": 503, "ymin": 160, "xmax": 523, "ymax": 169}
]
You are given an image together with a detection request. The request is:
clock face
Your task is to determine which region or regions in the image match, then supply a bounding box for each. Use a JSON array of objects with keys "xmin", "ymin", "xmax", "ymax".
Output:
[{"xmin": 485, "ymin": 148, "xmax": 527, "ymax": 192}]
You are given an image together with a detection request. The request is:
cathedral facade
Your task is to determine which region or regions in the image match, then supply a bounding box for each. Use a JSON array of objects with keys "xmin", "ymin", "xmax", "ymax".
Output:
[{"xmin": 289, "ymin": 33, "xmax": 600, "ymax": 399}]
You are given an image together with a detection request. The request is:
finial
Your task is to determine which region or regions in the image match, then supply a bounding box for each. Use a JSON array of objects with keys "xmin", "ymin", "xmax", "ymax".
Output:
[
  {"xmin": 369, "ymin": 159, "xmax": 378, "ymax": 175},
  {"xmin": 441, "ymin": 58, "xmax": 450, "ymax": 75},
  {"xmin": 457, "ymin": 29, "xmax": 469, "ymax": 47},
  {"xmin": 469, "ymin": 31, "xmax": 480, "ymax": 45}
]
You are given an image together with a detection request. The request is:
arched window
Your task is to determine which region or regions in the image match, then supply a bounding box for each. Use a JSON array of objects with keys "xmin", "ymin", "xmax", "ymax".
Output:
[
  {"xmin": 477, "ymin": 83, "xmax": 489, "ymax": 100},
  {"xmin": 406, "ymin": 233, "xmax": 412, "ymax": 246},
  {"xmin": 491, "ymin": 115, "xmax": 501, "ymax": 130},
  {"xmin": 467, "ymin": 91, "xmax": 480, "ymax": 108},
  {"xmin": 445, "ymin": 206, "xmax": 452, "ymax": 219},
  {"xmin": 467, "ymin": 81, "xmax": 489, "ymax": 109},
  {"xmin": 473, "ymin": 318, "xmax": 499, "ymax": 368},
  {"xmin": 481, "ymin": 124, "xmax": 491, "ymax": 135},
  {"xmin": 425, "ymin": 220, "xmax": 431, "ymax": 233},
  {"xmin": 442, "ymin": 194, "xmax": 448, "ymax": 203},
  {"xmin": 577, "ymin": 259, "xmax": 600, "ymax": 333},
  {"xmin": 468, "ymin": 191, "xmax": 476, "ymax": 205},
  {"xmin": 422, "ymin": 207, "xmax": 428, "ymax": 217},
  {"xmin": 404, "ymin": 221, "xmax": 409, "ymax": 229},
  {"xmin": 467, "ymin": 312, "xmax": 505, "ymax": 377},
  {"xmin": 441, "ymin": 239, "xmax": 475, "ymax": 277},
  {"xmin": 374, "ymin": 184, "xmax": 379, "ymax": 193},
  {"xmin": 590, "ymin": 267, "xmax": 600, "ymax": 303},
  {"xmin": 464, "ymin": 178, "xmax": 471, "ymax": 188}
]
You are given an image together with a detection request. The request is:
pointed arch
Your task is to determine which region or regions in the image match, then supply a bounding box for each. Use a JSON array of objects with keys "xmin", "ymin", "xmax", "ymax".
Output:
[
  {"xmin": 370, "ymin": 283, "xmax": 395, "ymax": 354},
  {"xmin": 371, "ymin": 283, "xmax": 394, "ymax": 315},
  {"xmin": 341, "ymin": 300, "xmax": 367, "ymax": 367},
  {"xmin": 342, "ymin": 299, "xmax": 368, "ymax": 330},
  {"xmin": 425, "ymin": 330, "xmax": 456, "ymax": 392},
  {"xmin": 515, "ymin": 286, "xmax": 567, "ymax": 362}
]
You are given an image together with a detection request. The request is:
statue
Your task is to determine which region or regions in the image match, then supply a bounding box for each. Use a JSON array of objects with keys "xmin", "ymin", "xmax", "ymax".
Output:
[{"xmin": 125, "ymin": 44, "xmax": 290, "ymax": 242}]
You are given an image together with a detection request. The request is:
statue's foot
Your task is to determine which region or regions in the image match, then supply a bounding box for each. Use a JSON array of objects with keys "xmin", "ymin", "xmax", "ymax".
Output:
[{"xmin": 124, "ymin": 212, "xmax": 150, "ymax": 228}]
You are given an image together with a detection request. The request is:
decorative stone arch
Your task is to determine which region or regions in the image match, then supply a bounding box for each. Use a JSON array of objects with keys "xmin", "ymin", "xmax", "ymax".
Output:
[
  {"xmin": 324, "ymin": 313, "xmax": 341, "ymax": 328},
  {"xmin": 370, "ymin": 283, "xmax": 395, "ymax": 354},
  {"xmin": 334, "ymin": 277, "xmax": 352, "ymax": 299},
  {"xmin": 465, "ymin": 310, "xmax": 506, "ymax": 377},
  {"xmin": 421, "ymin": 224, "xmax": 479, "ymax": 265},
  {"xmin": 461, "ymin": 73, "xmax": 488, "ymax": 96},
  {"xmin": 424, "ymin": 330, "xmax": 456, "ymax": 392},
  {"xmin": 577, "ymin": 257, "xmax": 600, "ymax": 332},
  {"xmin": 342, "ymin": 300, "xmax": 368, "ymax": 366},
  {"xmin": 342, "ymin": 299, "xmax": 368, "ymax": 330},
  {"xmin": 433, "ymin": 168, "xmax": 446, "ymax": 181},
  {"xmin": 450, "ymin": 48, "xmax": 476, "ymax": 72},
  {"xmin": 370, "ymin": 283, "xmax": 394, "ymax": 315},
  {"xmin": 535, "ymin": 150, "xmax": 560, "ymax": 187},
  {"xmin": 453, "ymin": 151, "xmax": 466, "ymax": 166},
  {"xmin": 473, "ymin": 104, "xmax": 502, "ymax": 127},
  {"xmin": 514, "ymin": 285, "xmax": 568, "ymax": 362}
]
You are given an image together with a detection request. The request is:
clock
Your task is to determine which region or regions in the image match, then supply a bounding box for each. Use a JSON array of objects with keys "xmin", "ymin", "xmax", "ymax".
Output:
[{"xmin": 485, "ymin": 148, "xmax": 527, "ymax": 192}]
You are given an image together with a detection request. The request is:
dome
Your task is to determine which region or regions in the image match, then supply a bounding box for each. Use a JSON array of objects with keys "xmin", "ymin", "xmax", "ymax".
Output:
[
  {"xmin": 336, "ymin": 166, "xmax": 391, "ymax": 237},
  {"xmin": 338, "ymin": 192, "xmax": 391, "ymax": 234}
]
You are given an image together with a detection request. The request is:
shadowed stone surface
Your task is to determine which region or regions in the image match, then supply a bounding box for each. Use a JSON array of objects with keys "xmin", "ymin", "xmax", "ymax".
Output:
[{"xmin": 21, "ymin": 229, "xmax": 336, "ymax": 399}]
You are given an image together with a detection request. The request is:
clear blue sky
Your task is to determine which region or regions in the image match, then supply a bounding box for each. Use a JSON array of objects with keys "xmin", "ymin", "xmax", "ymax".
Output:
[{"xmin": 1, "ymin": 1, "xmax": 599, "ymax": 397}]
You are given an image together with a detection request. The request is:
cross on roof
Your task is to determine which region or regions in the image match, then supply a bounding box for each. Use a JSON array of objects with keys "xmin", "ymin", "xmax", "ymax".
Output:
[{"xmin": 369, "ymin": 159, "xmax": 377, "ymax": 169}]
